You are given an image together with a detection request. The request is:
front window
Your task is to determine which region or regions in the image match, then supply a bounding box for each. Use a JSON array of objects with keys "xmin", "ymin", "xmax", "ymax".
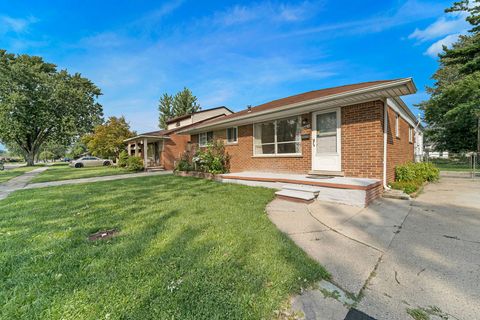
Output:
[
  {"xmin": 199, "ymin": 132, "xmax": 213, "ymax": 147},
  {"xmin": 254, "ymin": 116, "xmax": 301, "ymax": 155},
  {"xmin": 226, "ymin": 127, "xmax": 238, "ymax": 144}
]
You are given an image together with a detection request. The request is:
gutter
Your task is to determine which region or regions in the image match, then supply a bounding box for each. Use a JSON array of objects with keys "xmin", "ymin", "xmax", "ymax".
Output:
[{"xmin": 383, "ymin": 99, "xmax": 390, "ymax": 190}]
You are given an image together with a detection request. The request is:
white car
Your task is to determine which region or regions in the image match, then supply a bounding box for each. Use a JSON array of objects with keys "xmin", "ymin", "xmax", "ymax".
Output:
[{"xmin": 70, "ymin": 156, "xmax": 112, "ymax": 168}]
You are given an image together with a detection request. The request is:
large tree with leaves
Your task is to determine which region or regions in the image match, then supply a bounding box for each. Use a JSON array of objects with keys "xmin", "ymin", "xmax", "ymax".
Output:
[
  {"xmin": 0, "ymin": 50, "xmax": 103, "ymax": 165},
  {"xmin": 82, "ymin": 116, "xmax": 135, "ymax": 159},
  {"xmin": 158, "ymin": 87, "xmax": 200, "ymax": 129},
  {"xmin": 420, "ymin": 0, "xmax": 480, "ymax": 152}
]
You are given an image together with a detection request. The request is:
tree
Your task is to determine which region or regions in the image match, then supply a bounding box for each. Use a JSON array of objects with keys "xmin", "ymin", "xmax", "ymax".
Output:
[
  {"xmin": 39, "ymin": 141, "xmax": 68, "ymax": 161},
  {"xmin": 0, "ymin": 50, "xmax": 103, "ymax": 165},
  {"xmin": 67, "ymin": 140, "xmax": 88, "ymax": 159},
  {"xmin": 173, "ymin": 87, "xmax": 201, "ymax": 116},
  {"xmin": 82, "ymin": 116, "xmax": 136, "ymax": 159},
  {"xmin": 419, "ymin": 1, "xmax": 480, "ymax": 152},
  {"xmin": 158, "ymin": 93, "xmax": 174, "ymax": 129},
  {"xmin": 158, "ymin": 87, "xmax": 201, "ymax": 129}
]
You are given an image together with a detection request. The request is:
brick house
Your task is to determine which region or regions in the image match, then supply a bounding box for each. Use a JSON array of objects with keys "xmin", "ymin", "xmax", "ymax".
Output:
[
  {"xmin": 180, "ymin": 78, "xmax": 420, "ymax": 187},
  {"xmin": 124, "ymin": 107, "xmax": 233, "ymax": 170}
]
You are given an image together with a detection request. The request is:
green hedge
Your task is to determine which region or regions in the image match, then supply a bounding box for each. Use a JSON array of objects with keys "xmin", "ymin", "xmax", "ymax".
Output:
[
  {"xmin": 126, "ymin": 156, "xmax": 144, "ymax": 171},
  {"xmin": 117, "ymin": 150, "xmax": 129, "ymax": 168},
  {"xmin": 395, "ymin": 162, "xmax": 439, "ymax": 183},
  {"xmin": 392, "ymin": 162, "xmax": 439, "ymax": 194}
]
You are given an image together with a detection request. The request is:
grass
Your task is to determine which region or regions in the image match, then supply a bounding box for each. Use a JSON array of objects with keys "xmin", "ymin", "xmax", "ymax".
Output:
[
  {"xmin": 0, "ymin": 166, "xmax": 36, "ymax": 183},
  {"xmin": 434, "ymin": 164, "xmax": 472, "ymax": 172},
  {"xmin": 31, "ymin": 165, "xmax": 131, "ymax": 183},
  {"xmin": 0, "ymin": 175, "xmax": 328, "ymax": 319}
]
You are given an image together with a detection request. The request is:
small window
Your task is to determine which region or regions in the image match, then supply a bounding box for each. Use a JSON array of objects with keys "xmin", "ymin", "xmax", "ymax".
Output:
[
  {"xmin": 176, "ymin": 121, "xmax": 181, "ymax": 127},
  {"xmin": 199, "ymin": 132, "xmax": 213, "ymax": 147},
  {"xmin": 409, "ymin": 127, "xmax": 413, "ymax": 143},
  {"xmin": 226, "ymin": 127, "xmax": 238, "ymax": 144},
  {"xmin": 395, "ymin": 114, "xmax": 400, "ymax": 138}
]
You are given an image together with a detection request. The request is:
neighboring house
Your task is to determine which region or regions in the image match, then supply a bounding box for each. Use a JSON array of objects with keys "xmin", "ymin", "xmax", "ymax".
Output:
[
  {"xmin": 124, "ymin": 107, "xmax": 233, "ymax": 170},
  {"xmin": 424, "ymin": 143, "xmax": 449, "ymax": 159},
  {"xmin": 414, "ymin": 128, "xmax": 424, "ymax": 162},
  {"xmin": 180, "ymin": 78, "xmax": 419, "ymax": 185}
]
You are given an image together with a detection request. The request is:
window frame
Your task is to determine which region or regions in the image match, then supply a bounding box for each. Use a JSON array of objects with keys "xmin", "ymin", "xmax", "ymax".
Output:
[
  {"xmin": 199, "ymin": 131, "xmax": 213, "ymax": 147},
  {"xmin": 409, "ymin": 126, "xmax": 414, "ymax": 143},
  {"xmin": 252, "ymin": 116, "xmax": 302, "ymax": 157},
  {"xmin": 226, "ymin": 127, "xmax": 238, "ymax": 144},
  {"xmin": 395, "ymin": 113, "xmax": 400, "ymax": 138}
]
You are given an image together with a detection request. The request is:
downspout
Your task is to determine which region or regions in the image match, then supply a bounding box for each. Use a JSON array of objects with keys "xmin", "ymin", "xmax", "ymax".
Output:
[{"xmin": 383, "ymin": 99, "xmax": 390, "ymax": 190}]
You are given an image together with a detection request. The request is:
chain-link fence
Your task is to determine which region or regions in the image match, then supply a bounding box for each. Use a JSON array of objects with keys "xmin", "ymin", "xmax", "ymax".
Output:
[{"xmin": 425, "ymin": 152, "xmax": 479, "ymax": 178}]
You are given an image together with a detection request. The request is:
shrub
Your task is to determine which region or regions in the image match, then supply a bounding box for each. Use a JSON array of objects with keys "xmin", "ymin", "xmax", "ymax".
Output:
[
  {"xmin": 393, "ymin": 162, "xmax": 439, "ymax": 195},
  {"xmin": 192, "ymin": 140, "xmax": 230, "ymax": 174},
  {"xmin": 175, "ymin": 151, "xmax": 193, "ymax": 172},
  {"xmin": 118, "ymin": 150, "xmax": 129, "ymax": 168},
  {"xmin": 395, "ymin": 162, "xmax": 439, "ymax": 183},
  {"xmin": 126, "ymin": 156, "xmax": 144, "ymax": 171},
  {"xmin": 390, "ymin": 180, "xmax": 421, "ymax": 194}
]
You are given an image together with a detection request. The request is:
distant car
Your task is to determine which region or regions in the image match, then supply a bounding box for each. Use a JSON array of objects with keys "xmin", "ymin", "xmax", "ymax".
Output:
[
  {"xmin": 62, "ymin": 157, "xmax": 71, "ymax": 162},
  {"xmin": 70, "ymin": 156, "xmax": 112, "ymax": 168}
]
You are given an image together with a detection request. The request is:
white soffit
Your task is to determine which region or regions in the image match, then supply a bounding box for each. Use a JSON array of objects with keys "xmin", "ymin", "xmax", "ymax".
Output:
[{"xmin": 182, "ymin": 78, "xmax": 416, "ymax": 134}]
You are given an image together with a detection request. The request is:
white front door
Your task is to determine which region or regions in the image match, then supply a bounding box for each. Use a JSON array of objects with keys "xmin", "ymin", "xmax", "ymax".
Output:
[{"xmin": 312, "ymin": 108, "xmax": 341, "ymax": 171}]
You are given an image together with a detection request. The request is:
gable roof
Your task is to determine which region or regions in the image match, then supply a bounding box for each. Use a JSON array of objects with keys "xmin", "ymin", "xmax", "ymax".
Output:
[
  {"xmin": 180, "ymin": 78, "xmax": 417, "ymax": 134},
  {"xmin": 124, "ymin": 113, "xmax": 228, "ymax": 142},
  {"xmin": 165, "ymin": 106, "xmax": 234, "ymax": 124}
]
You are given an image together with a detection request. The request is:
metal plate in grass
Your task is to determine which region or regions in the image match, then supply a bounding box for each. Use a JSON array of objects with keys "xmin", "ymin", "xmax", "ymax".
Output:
[{"xmin": 88, "ymin": 229, "xmax": 118, "ymax": 241}]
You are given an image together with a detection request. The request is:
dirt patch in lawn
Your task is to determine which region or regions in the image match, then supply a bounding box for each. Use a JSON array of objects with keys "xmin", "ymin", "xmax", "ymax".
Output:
[{"xmin": 88, "ymin": 229, "xmax": 119, "ymax": 241}]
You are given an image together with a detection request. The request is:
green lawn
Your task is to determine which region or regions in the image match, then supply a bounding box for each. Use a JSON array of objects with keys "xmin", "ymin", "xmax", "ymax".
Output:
[
  {"xmin": 0, "ymin": 166, "xmax": 36, "ymax": 183},
  {"xmin": 31, "ymin": 165, "xmax": 131, "ymax": 183},
  {"xmin": 435, "ymin": 164, "xmax": 472, "ymax": 172},
  {"xmin": 0, "ymin": 175, "xmax": 328, "ymax": 319}
]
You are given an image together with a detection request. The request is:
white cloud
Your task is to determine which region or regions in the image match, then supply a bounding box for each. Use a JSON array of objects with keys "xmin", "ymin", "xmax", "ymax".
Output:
[
  {"xmin": 409, "ymin": 13, "xmax": 469, "ymax": 42},
  {"xmin": 277, "ymin": 0, "xmax": 445, "ymax": 39},
  {"xmin": 212, "ymin": 1, "xmax": 320, "ymax": 26},
  {"xmin": 425, "ymin": 33, "xmax": 461, "ymax": 57},
  {"xmin": 81, "ymin": 32, "xmax": 129, "ymax": 48},
  {"xmin": 0, "ymin": 15, "xmax": 37, "ymax": 34}
]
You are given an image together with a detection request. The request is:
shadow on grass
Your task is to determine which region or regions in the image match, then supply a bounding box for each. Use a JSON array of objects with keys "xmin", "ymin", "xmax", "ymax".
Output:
[{"xmin": 0, "ymin": 175, "xmax": 328, "ymax": 319}]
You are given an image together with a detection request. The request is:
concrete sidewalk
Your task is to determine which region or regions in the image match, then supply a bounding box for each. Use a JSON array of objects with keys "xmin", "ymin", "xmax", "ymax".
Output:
[
  {"xmin": 24, "ymin": 170, "xmax": 172, "ymax": 190},
  {"xmin": 0, "ymin": 167, "xmax": 49, "ymax": 200},
  {"xmin": 268, "ymin": 176, "xmax": 480, "ymax": 319},
  {"xmin": 267, "ymin": 198, "xmax": 411, "ymax": 319}
]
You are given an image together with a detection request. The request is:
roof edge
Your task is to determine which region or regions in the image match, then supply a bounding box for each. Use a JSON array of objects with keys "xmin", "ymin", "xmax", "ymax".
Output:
[{"xmin": 179, "ymin": 78, "xmax": 416, "ymax": 134}]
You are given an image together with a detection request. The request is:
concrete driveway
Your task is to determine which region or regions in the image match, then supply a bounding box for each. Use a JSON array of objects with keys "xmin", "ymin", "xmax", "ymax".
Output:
[{"xmin": 267, "ymin": 177, "xmax": 480, "ymax": 320}]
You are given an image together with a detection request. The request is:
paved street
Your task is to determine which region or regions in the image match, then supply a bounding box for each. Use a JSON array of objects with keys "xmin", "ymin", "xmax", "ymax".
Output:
[{"xmin": 268, "ymin": 176, "xmax": 480, "ymax": 320}]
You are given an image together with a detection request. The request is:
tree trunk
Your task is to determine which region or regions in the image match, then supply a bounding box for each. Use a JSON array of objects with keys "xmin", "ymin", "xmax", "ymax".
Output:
[{"xmin": 26, "ymin": 152, "xmax": 35, "ymax": 166}]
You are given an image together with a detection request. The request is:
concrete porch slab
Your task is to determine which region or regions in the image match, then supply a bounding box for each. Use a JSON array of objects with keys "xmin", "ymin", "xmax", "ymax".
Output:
[
  {"xmin": 221, "ymin": 171, "xmax": 380, "ymax": 189},
  {"xmin": 220, "ymin": 171, "xmax": 383, "ymax": 207}
]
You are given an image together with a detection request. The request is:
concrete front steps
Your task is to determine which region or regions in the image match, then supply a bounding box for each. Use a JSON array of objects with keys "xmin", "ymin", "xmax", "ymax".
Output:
[{"xmin": 275, "ymin": 184, "xmax": 322, "ymax": 203}]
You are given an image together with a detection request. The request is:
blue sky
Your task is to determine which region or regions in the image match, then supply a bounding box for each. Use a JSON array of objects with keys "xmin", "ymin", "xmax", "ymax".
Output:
[{"xmin": 0, "ymin": 0, "xmax": 471, "ymax": 141}]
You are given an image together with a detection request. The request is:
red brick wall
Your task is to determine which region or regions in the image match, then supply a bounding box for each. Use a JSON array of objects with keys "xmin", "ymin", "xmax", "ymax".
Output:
[
  {"xmin": 386, "ymin": 107, "xmax": 415, "ymax": 183},
  {"xmin": 161, "ymin": 133, "xmax": 190, "ymax": 170},
  {"xmin": 341, "ymin": 101, "xmax": 384, "ymax": 179},
  {"xmin": 188, "ymin": 100, "xmax": 414, "ymax": 181},
  {"xmin": 196, "ymin": 113, "xmax": 312, "ymax": 173}
]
